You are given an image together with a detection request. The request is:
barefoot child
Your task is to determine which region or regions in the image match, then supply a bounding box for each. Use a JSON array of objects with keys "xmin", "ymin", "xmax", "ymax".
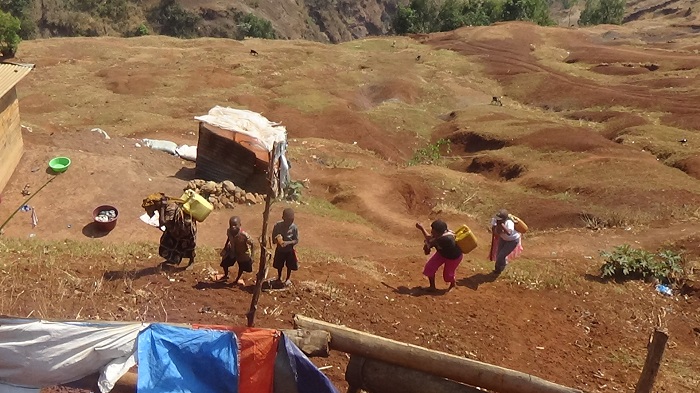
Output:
[
  {"xmin": 219, "ymin": 216, "xmax": 255, "ymax": 285},
  {"xmin": 272, "ymin": 208, "xmax": 299, "ymax": 286},
  {"xmin": 416, "ymin": 220, "xmax": 463, "ymax": 292}
]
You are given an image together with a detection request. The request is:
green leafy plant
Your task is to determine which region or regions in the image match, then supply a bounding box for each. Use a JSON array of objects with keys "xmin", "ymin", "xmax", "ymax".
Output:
[
  {"xmin": 149, "ymin": 0, "xmax": 201, "ymax": 38},
  {"xmin": 0, "ymin": 10, "xmax": 21, "ymax": 57},
  {"xmin": 408, "ymin": 138, "xmax": 451, "ymax": 166},
  {"xmin": 578, "ymin": 0, "xmax": 625, "ymax": 26},
  {"xmin": 134, "ymin": 23, "xmax": 149, "ymax": 36},
  {"xmin": 600, "ymin": 245, "xmax": 685, "ymax": 283},
  {"xmin": 284, "ymin": 180, "xmax": 305, "ymax": 202},
  {"xmin": 238, "ymin": 13, "xmax": 276, "ymax": 39}
]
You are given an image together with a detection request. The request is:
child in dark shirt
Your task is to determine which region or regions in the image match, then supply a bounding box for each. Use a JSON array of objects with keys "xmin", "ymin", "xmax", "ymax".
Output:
[
  {"xmin": 272, "ymin": 208, "xmax": 299, "ymax": 286},
  {"xmin": 416, "ymin": 219, "xmax": 463, "ymax": 292}
]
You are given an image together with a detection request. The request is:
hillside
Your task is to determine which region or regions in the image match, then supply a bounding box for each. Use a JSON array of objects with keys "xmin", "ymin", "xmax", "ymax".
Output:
[
  {"xmin": 7, "ymin": 0, "xmax": 700, "ymax": 43},
  {"xmin": 1, "ymin": 17, "xmax": 699, "ymax": 393}
]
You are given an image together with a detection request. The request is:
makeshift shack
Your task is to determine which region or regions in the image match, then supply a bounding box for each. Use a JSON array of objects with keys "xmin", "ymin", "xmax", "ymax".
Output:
[
  {"xmin": 0, "ymin": 63, "xmax": 34, "ymax": 193},
  {"xmin": 194, "ymin": 106, "xmax": 290, "ymax": 196}
]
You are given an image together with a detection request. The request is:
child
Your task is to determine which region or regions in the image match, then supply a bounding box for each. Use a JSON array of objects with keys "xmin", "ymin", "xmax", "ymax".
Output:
[
  {"xmin": 415, "ymin": 220, "xmax": 463, "ymax": 292},
  {"xmin": 272, "ymin": 208, "xmax": 299, "ymax": 286},
  {"xmin": 219, "ymin": 216, "xmax": 255, "ymax": 285}
]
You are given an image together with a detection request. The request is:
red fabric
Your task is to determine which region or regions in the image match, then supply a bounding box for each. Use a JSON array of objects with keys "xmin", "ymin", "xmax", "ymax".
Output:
[{"xmin": 192, "ymin": 324, "xmax": 280, "ymax": 393}]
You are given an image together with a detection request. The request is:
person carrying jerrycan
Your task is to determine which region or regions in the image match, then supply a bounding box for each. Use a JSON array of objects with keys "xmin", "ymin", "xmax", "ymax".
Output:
[
  {"xmin": 416, "ymin": 220, "xmax": 463, "ymax": 292},
  {"xmin": 489, "ymin": 209, "xmax": 524, "ymax": 275}
]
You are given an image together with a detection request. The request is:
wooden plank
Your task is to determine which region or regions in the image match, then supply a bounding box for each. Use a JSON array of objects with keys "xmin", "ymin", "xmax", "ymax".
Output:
[
  {"xmin": 0, "ymin": 88, "xmax": 23, "ymax": 193},
  {"xmin": 346, "ymin": 355, "xmax": 484, "ymax": 393},
  {"xmin": 294, "ymin": 315, "xmax": 583, "ymax": 393},
  {"xmin": 634, "ymin": 329, "xmax": 669, "ymax": 393}
]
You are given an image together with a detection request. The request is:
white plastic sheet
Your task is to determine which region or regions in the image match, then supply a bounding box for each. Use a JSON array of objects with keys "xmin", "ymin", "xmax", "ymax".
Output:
[
  {"xmin": 194, "ymin": 106, "xmax": 287, "ymax": 152},
  {"xmin": 0, "ymin": 319, "xmax": 148, "ymax": 393}
]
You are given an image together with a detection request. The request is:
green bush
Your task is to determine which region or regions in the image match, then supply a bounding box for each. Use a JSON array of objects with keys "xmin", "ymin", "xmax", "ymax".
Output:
[
  {"xmin": 578, "ymin": 0, "xmax": 625, "ymax": 25},
  {"xmin": 0, "ymin": 0, "xmax": 34, "ymax": 39},
  {"xmin": 134, "ymin": 23, "xmax": 149, "ymax": 36},
  {"xmin": 393, "ymin": 0, "xmax": 551, "ymax": 35},
  {"xmin": 600, "ymin": 245, "xmax": 685, "ymax": 283},
  {"xmin": 238, "ymin": 13, "xmax": 276, "ymax": 39},
  {"xmin": 501, "ymin": 0, "xmax": 554, "ymax": 26},
  {"xmin": 0, "ymin": 10, "xmax": 21, "ymax": 57},
  {"xmin": 149, "ymin": 0, "xmax": 201, "ymax": 38},
  {"xmin": 408, "ymin": 138, "xmax": 451, "ymax": 166}
]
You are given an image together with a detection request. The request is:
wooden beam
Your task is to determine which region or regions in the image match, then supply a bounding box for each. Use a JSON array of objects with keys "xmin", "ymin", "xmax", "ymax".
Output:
[
  {"xmin": 294, "ymin": 315, "xmax": 582, "ymax": 393},
  {"xmin": 634, "ymin": 329, "xmax": 669, "ymax": 393},
  {"xmin": 346, "ymin": 355, "xmax": 483, "ymax": 393}
]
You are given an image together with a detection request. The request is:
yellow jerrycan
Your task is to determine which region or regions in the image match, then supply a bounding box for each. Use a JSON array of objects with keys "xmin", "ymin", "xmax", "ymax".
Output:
[
  {"xmin": 179, "ymin": 189, "xmax": 213, "ymax": 222},
  {"xmin": 454, "ymin": 224, "xmax": 478, "ymax": 254},
  {"xmin": 508, "ymin": 214, "xmax": 528, "ymax": 233}
]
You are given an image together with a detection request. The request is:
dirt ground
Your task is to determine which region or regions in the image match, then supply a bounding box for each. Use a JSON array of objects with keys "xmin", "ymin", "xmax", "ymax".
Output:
[{"xmin": 1, "ymin": 21, "xmax": 700, "ymax": 393}]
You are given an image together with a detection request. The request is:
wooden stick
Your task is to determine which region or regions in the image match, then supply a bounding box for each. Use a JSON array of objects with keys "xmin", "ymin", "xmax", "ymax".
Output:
[
  {"xmin": 634, "ymin": 329, "xmax": 669, "ymax": 393},
  {"xmin": 294, "ymin": 315, "xmax": 582, "ymax": 393},
  {"xmin": 346, "ymin": 355, "xmax": 483, "ymax": 393},
  {"xmin": 246, "ymin": 144, "xmax": 276, "ymax": 327},
  {"xmin": 0, "ymin": 175, "xmax": 56, "ymax": 234}
]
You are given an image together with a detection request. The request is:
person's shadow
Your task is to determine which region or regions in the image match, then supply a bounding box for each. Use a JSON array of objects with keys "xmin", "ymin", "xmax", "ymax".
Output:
[
  {"xmin": 385, "ymin": 282, "xmax": 449, "ymax": 297},
  {"xmin": 458, "ymin": 272, "xmax": 499, "ymax": 291},
  {"xmin": 103, "ymin": 262, "xmax": 187, "ymax": 281}
]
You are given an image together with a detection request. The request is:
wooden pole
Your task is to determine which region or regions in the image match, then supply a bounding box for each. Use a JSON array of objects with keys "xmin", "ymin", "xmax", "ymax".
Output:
[
  {"xmin": 294, "ymin": 315, "xmax": 583, "ymax": 393},
  {"xmin": 246, "ymin": 144, "xmax": 277, "ymax": 327},
  {"xmin": 634, "ymin": 329, "xmax": 669, "ymax": 393},
  {"xmin": 346, "ymin": 355, "xmax": 484, "ymax": 393}
]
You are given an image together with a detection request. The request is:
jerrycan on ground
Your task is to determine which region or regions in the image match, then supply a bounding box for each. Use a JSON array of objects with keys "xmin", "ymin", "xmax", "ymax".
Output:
[
  {"xmin": 180, "ymin": 189, "xmax": 213, "ymax": 222},
  {"xmin": 454, "ymin": 224, "xmax": 478, "ymax": 254}
]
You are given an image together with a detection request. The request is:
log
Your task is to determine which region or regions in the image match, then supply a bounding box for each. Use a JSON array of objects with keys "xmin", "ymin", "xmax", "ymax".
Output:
[
  {"xmin": 294, "ymin": 315, "xmax": 582, "ymax": 393},
  {"xmin": 634, "ymin": 329, "xmax": 669, "ymax": 393},
  {"xmin": 283, "ymin": 328, "xmax": 331, "ymax": 357},
  {"xmin": 346, "ymin": 355, "xmax": 483, "ymax": 393}
]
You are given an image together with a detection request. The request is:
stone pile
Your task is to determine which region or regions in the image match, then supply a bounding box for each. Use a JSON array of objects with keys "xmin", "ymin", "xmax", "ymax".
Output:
[{"xmin": 184, "ymin": 179, "xmax": 266, "ymax": 209}]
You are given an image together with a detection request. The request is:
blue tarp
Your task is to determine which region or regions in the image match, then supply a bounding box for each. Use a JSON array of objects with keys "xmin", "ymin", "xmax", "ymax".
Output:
[
  {"xmin": 137, "ymin": 324, "xmax": 238, "ymax": 393},
  {"xmin": 274, "ymin": 334, "xmax": 338, "ymax": 393}
]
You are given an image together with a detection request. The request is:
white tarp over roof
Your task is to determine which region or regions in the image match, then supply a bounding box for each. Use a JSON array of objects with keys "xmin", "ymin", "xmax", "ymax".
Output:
[{"xmin": 194, "ymin": 106, "xmax": 287, "ymax": 152}]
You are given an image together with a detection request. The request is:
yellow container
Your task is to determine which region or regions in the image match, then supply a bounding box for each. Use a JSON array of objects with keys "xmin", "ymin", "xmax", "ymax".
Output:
[
  {"xmin": 454, "ymin": 224, "xmax": 478, "ymax": 254},
  {"xmin": 508, "ymin": 214, "xmax": 528, "ymax": 233},
  {"xmin": 180, "ymin": 189, "xmax": 213, "ymax": 222}
]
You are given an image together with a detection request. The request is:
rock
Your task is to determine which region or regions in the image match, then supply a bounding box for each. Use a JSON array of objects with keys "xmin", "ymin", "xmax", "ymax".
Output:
[
  {"xmin": 213, "ymin": 201, "xmax": 224, "ymax": 210},
  {"xmin": 214, "ymin": 184, "xmax": 223, "ymax": 195},
  {"xmin": 208, "ymin": 196, "xmax": 218, "ymax": 204},
  {"xmin": 193, "ymin": 179, "xmax": 206, "ymax": 188},
  {"xmin": 202, "ymin": 181, "xmax": 218, "ymax": 195},
  {"xmin": 224, "ymin": 200, "xmax": 236, "ymax": 209},
  {"xmin": 222, "ymin": 180, "xmax": 236, "ymax": 194},
  {"xmin": 220, "ymin": 195, "xmax": 230, "ymax": 205},
  {"xmin": 256, "ymin": 194, "xmax": 266, "ymax": 204},
  {"xmin": 186, "ymin": 180, "xmax": 197, "ymax": 190},
  {"xmin": 245, "ymin": 193, "xmax": 257, "ymax": 204},
  {"xmin": 234, "ymin": 186, "xmax": 244, "ymax": 195}
]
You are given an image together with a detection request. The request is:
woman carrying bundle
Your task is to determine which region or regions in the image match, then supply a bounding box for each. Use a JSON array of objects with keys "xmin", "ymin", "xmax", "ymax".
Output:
[{"xmin": 142, "ymin": 193, "xmax": 197, "ymax": 269}]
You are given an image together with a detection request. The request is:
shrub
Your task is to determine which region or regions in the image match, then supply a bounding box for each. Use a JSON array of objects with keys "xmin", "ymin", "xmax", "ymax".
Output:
[
  {"xmin": 408, "ymin": 138, "xmax": 451, "ymax": 166},
  {"xmin": 149, "ymin": 0, "xmax": 201, "ymax": 38},
  {"xmin": 0, "ymin": 10, "xmax": 21, "ymax": 57},
  {"xmin": 501, "ymin": 0, "xmax": 554, "ymax": 26},
  {"xmin": 578, "ymin": 0, "xmax": 625, "ymax": 25},
  {"xmin": 134, "ymin": 23, "xmax": 149, "ymax": 36},
  {"xmin": 238, "ymin": 13, "xmax": 276, "ymax": 39},
  {"xmin": 600, "ymin": 244, "xmax": 685, "ymax": 283},
  {"xmin": 0, "ymin": 0, "xmax": 34, "ymax": 39}
]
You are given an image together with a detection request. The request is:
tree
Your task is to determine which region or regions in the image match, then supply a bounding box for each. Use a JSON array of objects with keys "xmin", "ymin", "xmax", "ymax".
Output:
[
  {"xmin": 501, "ymin": 0, "xmax": 554, "ymax": 26},
  {"xmin": 149, "ymin": 0, "xmax": 201, "ymax": 38},
  {"xmin": 0, "ymin": 9, "xmax": 21, "ymax": 57},
  {"xmin": 392, "ymin": 0, "xmax": 438, "ymax": 34},
  {"xmin": 0, "ymin": 0, "xmax": 35, "ymax": 39},
  {"xmin": 239, "ymin": 13, "xmax": 276, "ymax": 39},
  {"xmin": 578, "ymin": 0, "xmax": 625, "ymax": 25}
]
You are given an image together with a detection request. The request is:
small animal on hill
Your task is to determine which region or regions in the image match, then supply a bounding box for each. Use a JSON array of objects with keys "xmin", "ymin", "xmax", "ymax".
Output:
[
  {"xmin": 416, "ymin": 55, "xmax": 421, "ymax": 61},
  {"xmin": 250, "ymin": 49, "xmax": 258, "ymax": 56},
  {"xmin": 679, "ymin": 138, "xmax": 688, "ymax": 144},
  {"xmin": 392, "ymin": 40, "xmax": 396, "ymax": 48},
  {"xmin": 491, "ymin": 96, "xmax": 503, "ymax": 106}
]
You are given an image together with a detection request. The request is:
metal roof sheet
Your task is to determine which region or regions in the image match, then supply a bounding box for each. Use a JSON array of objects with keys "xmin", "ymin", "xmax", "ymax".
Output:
[{"xmin": 0, "ymin": 62, "xmax": 34, "ymax": 98}]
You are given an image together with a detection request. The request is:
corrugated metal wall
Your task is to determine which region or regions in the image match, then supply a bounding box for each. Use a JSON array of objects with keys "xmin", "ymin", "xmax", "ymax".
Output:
[{"xmin": 195, "ymin": 123, "xmax": 258, "ymax": 185}]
